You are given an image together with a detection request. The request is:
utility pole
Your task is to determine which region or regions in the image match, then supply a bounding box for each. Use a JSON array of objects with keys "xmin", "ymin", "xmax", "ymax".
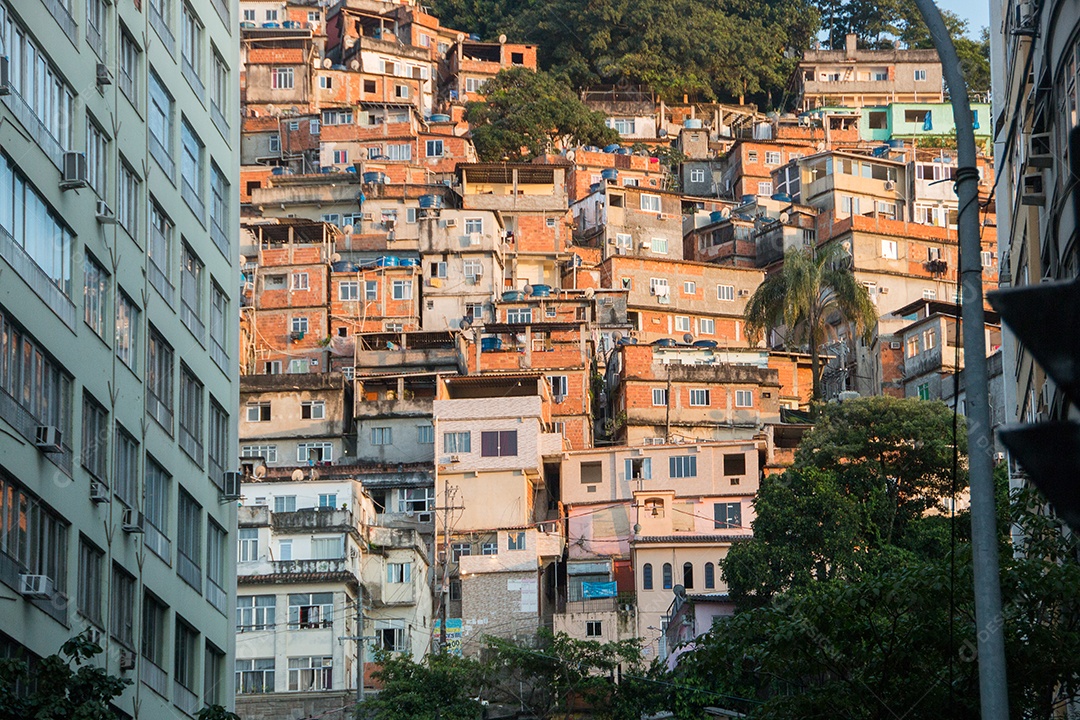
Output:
[
  {"xmin": 356, "ymin": 584, "xmax": 364, "ymax": 705},
  {"xmin": 909, "ymin": 1, "xmax": 1009, "ymax": 718},
  {"xmin": 433, "ymin": 482, "xmax": 464, "ymax": 653}
]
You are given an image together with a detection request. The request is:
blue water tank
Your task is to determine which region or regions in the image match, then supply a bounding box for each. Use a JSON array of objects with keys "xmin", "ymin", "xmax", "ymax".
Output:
[
  {"xmin": 399, "ymin": 258, "xmax": 419, "ymax": 267},
  {"xmin": 709, "ymin": 210, "xmax": 726, "ymax": 223},
  {"xmin": 589, "ymin": 183, "xmax": 602, "ymax": 194},
  {"xmin": 282, "ymin": 20, "xmax": 298, "ymax": 28},
  {"xmin": 600, "ymin": 169, "xmax": 619, "ymax": 181},
  {"xmin": 376, "ymin": 256, "xmax": 400, "ymax": 267},
  {"xmin": 603, "ymin": 144, "xmax": 620, "ymax": 153},
  {"xmin": 480, "ymin": 337, "xmax": 502, "ymax": 352},
  {"xmin": 430, "ymin": 114, "xmax": 451, "ymax": 122},
  {"xmin": 320, "ymin": 167, "xmax": 332, "ymax": 174},
  {"xmin": 771, "ymin": 193, "xmax": 793, "ymax": 203},
  {"xmin": 502, "ymin": 290, "xmax": 525, "ymax": 302},
  {"xmin": 692, "ymin": 339, "xmax": 718, "ymax": 349},
  {"xmin": 652, "ymin": 338, "xmax": 677, "ymax": 347},
  {"xmin": 683, "ymin": 118, "xmax": 703, "ymax": 129},
  {"xmin": 616, "ymin": 147, "xmax": 632, "ymax": 155},
  {"xmin": 469, "ymin": 33, "xmax": 481, "ymax": 40},
  {"xmin": 262, "ymin": 22, "xmax": 280, "ymax": 28},
  {"xmin": 272, "ymin": 167, "xmax": 285, "ymax": 175},
  {"xmin": 530, "ymin": 284, "xmax": 552, "ymax": 298},
  {"xmin": 889, "ymin": 139, "xmax": 906, "ymax": 149},
  {"xmin": 362, "ymin": 172, "xmax": 387, "ymax": 184},
  {"xmin": 741, "ymin": 194, "xmax": 756, "ymax": 204},
  {"xmin": 331, "ymin": 261, "xmax": 353, "ymax": 273},
  {"xmin": 240, "ymin": 21, "xmax": 256, "ymax": 28},
  {"xmin": 418, "ymin": 194, "xmax": 443, "ymax": 209}
]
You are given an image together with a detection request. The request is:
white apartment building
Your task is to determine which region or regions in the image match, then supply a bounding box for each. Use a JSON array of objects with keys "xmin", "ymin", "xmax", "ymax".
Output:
[{"xmin": 0, "ymin": 0, "xmax": 241, "ymax": 716}]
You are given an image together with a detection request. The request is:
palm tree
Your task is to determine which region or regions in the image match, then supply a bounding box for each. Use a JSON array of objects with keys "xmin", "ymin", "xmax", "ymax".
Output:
[{"xmin": 744, "ymin": 243, "xmax": 879, "ymax": 402}]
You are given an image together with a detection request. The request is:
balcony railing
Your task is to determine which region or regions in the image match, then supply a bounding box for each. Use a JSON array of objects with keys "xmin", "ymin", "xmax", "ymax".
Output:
[
  {"xmin": 180, "ymin": 301, "xmax": 205, "ymax": 342},
  {"xmin": 181, "ymin": 60, "xmax": 205, "ymax": 101},
  {"xmin": 210, "ymin": 102, "xmax": 229, "ymax": 140},
  {"xmin": 149, "ymin": 5, "xmax": 175, "ymax": 55},
  {"xmin": 148, "ymin": 260, "xmax": 175, "ymax": 305},
  {"xmin": 177, "ymin": 550, "xmax": 201, "ymax": 591},
  {"xmin": 210, "ymin": 337, "xmax": 228, "ymax": 372},
  {"xmin": 181, "ymin": 179, "xmax": 205, "ymax": 221},
  {"xmin": 0, "ymin": 88, "xmax": 63, "ymax": 170},
  {"xmin": 150, "ymin": 134, "xmax": 175, "ymax": 178},
  {"xmin": 210, "ymin": 219, "xmax": 229, "ymax": 258},
  {"xmin": 174, "ymin": 682, "xmax": 199, "ymax": 716},
  {"xmin": 147, "ymin": 392, "xmax": 173, "ymax": 433},
  {"xmin": 145, "ymin": 521, "xmax": 172, "ymax": 563},
  {"xmin": 206, "ymin": 579, "xmax": 226, "ymax": 614},
  {"xmin": 0, "ymin": 227, "xmax": 75, "ymax": 329},
  {"xmin": 141, "ymin": 659, "xmax": 168, "ymax": 697},
  {"xmin": 179, "ymin": 426, "xmax": 204, "ymax": 466},
  {"xmin": 42, "ymin": 0, "xmax": 78, "ymax": 43}
]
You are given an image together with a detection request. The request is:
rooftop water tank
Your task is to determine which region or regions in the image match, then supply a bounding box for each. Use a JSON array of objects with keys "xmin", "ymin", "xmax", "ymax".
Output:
[
  {"xmin": 530, "ymin": 284, "xmax": 552, "ymax": 297},
  {"xmin": 771, "ymin": 193, "xmax": 793, "ymax": 203},
  {"xmin": 418, "ymin": 194, "xmax": 443, "ymax": 209},
  {"xmin": 502, "ymin": 290, "xmax": 525, "ymax": 302},
  {"xmin": 430, "ymin": 114, "xmax": 451, "ymax": 122},
  {"xmin": 741, "ymin": 194, "xmax": 756, "ymax": 204},
  {"xmin": 376, "ymin": 256, "xmax": 400, "ymax": 267},
  {"xmin": 709, "ymin": 210, "xmax": 726, "ymax": 223},
  {"xmin": 399, "ymin": 258, "xmax": 419, "ymax": 267},
  {"xmin": 480, "ymin": 337, "xmax": 502, "ymax": 352},
  {"xmin": 692, "ymin": 339, "xmax": 718, "ymax": 349},
  {"xmin": 331, "ymin": 261, "xmax": 354, "ymax": 273},
  {"xmin": 889, "ymin": 139, "xmax": 906, "ymax": 149},
  {"xmin": 683, "ymin": 118, "xmax": 703, "ymax": 129},
  {"xmin": 362, "ymin": 172, "xmax": 387, "ymax": 184},
  {"xmin": 600, "ymin": 169, "xmax": 619, "ymax": 181},
  {"xmin": 603, "ymin": 144, "xmax": 620, "ymax": 153}
]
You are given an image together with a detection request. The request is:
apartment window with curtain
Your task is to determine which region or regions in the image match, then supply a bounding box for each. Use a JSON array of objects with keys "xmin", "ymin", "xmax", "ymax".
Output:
[
  {"xmin": 210, "ymin": 50, "xmax": 229, "ymax": 129},
  {"xmin": 86, "ymin": 117, "xmax": 109, "ymax": 193},
  {"xmin": 148, "ymin": 70, "xmax": 174, "ymax": 175},
  {"xmin": 144, "ymin": 458, "xmax": 172, "ymax": 561},
  {"xmin": 177, "ymin": 488, "xmax": 202, "ymax": 589},
  {"xmin": 181, "ymin": 3, "xmax": 203, "ymax": 94},
  {"xmin": 148, "ymin": 200, "xmax": 174, "ymax": 301},
  {"xmin": 84, "ymin": 254, "xmax": 109, "ymax": 339},
  {"xmin": 147, "ymin": 327, "xmax": 174, "ymax": 430},
  {"xmin": 0, "ymin": 310, "xmax": 74, "ymax": 435},
  {"xmin": 119, "ymin": 29, "xmax": 140, "ymax": 105},
  {"xmin": 0, "ymin": 474, "xmax": 68, "ymax": 595},
  {"xmin": 179, "ymin": 365, "xmax": 204, "ymax": 463},
  {"xmin": 207, "ymin": 400, "xmax": 228, "ymax": 487},
  {"xmin": 180, "ymin": 244, "xmax": 204, "ymax": 339},
  {"xmin": 115, "ymin": 292, "xmax": 138, "ymax": 369},
  {"xmin": 114, "ymin": 425, "xmax": 138, "ymax": 506},
  {"xmin": 111, "ymin": 564, "xmax": 135, "ymax": 647},
  {"xmin": 141, "ymin": 592, "xmax": 168, "ymax": 673},
  {"xmin": 117, "ymin": 161, "xmax": 140, "ymax": 234},
  {"xmin": 210, "ymin": 164, "xmax": 229, "ymax": 256},
  {"xmin": 81, "ymin": 392, "xmax": 108, "ymax": 480},
  {"xmin": 77, "ymin": 538, "xmax": 104, "ymax": 625},
  {"xmin": 181, "ymin": 121, "xmax": 205, "ymax": 217},
  {"xmin": 175, "ymin": 618, "xmax": 199, "ymax": 700}
]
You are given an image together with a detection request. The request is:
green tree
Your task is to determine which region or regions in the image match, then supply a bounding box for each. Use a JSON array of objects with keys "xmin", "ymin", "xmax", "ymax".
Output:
[
  {"xmin": 357, "ymin": 651, "xmax": 487, "ymax": 720},
  {"xmin": 743, "ymin": 243, "xmax": 878, "ymax": 402},
  {"xmin": 0, "ymin": 630, "xmax": 131, "ymax": 720},
  {"xmin": 465, "ymin": 67, "xmax": 619, "ymax": 161}
]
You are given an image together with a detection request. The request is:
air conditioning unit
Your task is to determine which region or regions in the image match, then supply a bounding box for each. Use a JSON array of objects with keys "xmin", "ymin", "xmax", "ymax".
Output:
[
  {"xmin": 96, "ymin": 62, "xmax": 112, "ymax": 86},
  {"xmin": 884, "ymin": 180, "xmax": 896, "ymax": 191},
  {"xmin": 889, "ymin": 341, "xmax": 902, "ymax": 350},
  {"xmin": 34, "ymin": 425, "xmax": 63, "ymax": 453},
  {"xmin": 879, "ymin": 286, "xmax": 890, "ymax": 294},
  {"xmin": 121, "ymin": 508, "xmax": 145, "ymax": 534},
  {"xmin": 1013, "ymin": 0, "xmax": 1036, "ymax": 35},
  {"xmin": 444, "ymin": 218, "xmax": 457, "ymax": 228},
  {"xmin": 119, "ymin": 650, "xmax": 136, "ymax": 671},
  {"xmin": 89, "ymin": 481, "xmax": 110, "ymax": 503},
  {"xmin": 0, "ymin": 56, "xmax": 10, "ymax": 96},
  {"xmin": 1027, "ymin": 132, "xmax": 1053, "ymax": 168},
  {"xmin": 449, "ymin": 454, "xmax": 461, "ymax": 463},
  {"xmin": 418, "ymin": 512, "xmax": 433, "ymax": 523},
  {"xmin": 60, "ymin": 152, "xmax": 88, "ymax": 190},
  {"xmin": 95, "ymin": 200, "xmax": 117, "ymax": 224},
  {"xmin": 1021, "ymin": 173, "xmax": 1045, "ymax": 206},
  {"xmin": 222, "ymin": 471, "xmax": 242, "ymax": 499},
  {"xmin": 19, "ymin": 574, "xmax": 53, "ymax": 599},
  {"xmin": 738, "ymin": 289, "xmax": 751, "ymax": 297},
  {"xmin": 362, "ymin": 212, "xmax": 373, "ymax": 221}
]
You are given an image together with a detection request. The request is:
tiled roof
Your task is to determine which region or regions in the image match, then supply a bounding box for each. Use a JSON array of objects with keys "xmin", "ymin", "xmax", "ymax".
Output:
[
  {"xmin": 239, "ymin": 572, "xmax": 358, "ymax": 585},
  {"xmin": 633, "ymin": 534, "xmax": 746, "ymax": 544}
]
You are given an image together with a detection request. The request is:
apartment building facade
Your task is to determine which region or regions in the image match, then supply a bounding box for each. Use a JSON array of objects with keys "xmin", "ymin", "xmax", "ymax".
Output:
[{"xmin": 0, "ymin": 0, "xmax": 240, "ymax": 716}]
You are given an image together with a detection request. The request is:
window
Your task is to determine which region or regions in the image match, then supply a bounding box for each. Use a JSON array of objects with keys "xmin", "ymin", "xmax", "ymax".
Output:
[
  {"xmin": 923, "ymin": 289, "xmax": 937, "ymax": 300},
  {"xmin": 682, "ymin": 281, "xmax": 697, "ymax": 295},
  {"xmin": 923, "ymin": 328, "xmax": 937, "ymax": 351},
  {"xmin": 683, "ymin": 562, "xmax": 695, "ymax": 589},
  {"xmin": 642, "ymin": 563, "xmax": 653, "ymax": 590},
  {"xmin": 211, "ymin": 52, "xmax": 229, "ymax": 122},
  {"xmin": 142, "ymin": 593, "xmax": 167, "ymax": 669},
  {"xmin": 111, "ymin": 565, "xmax": 136, "ymax": 647},
  {"xmin": 640, "ymin": 194, "xmax": 662, "ymax": 212},
  {"xmin": 464, "ymin": 77, "xmax": 483, "ymax": 93},
  {"xmin": 451, "ymin": 542, "xmax": 471, "ymax": 561},
  {"xmin": 149, "ymin": 200, "xmax": 173, "ymax": 294},
  {"xmin": 652, "ymin": 388, "xmax": 668, "ymax": 406},
  {"xmin": 650, "ymin": 278, "xmax": 668, "ymax": 296},
  {"xmin": 392, "ymin": 280, "xmax": 413, "ymax": 300},
  {"xmin": 981, "ymin": 251, "xmax": 994, "ymax": 267},
  {"xmin": 84, "ymin": 255, "xmax": 109, "ymax": 339},
  {"xmin": 114, "ymin": 426, "xmax": 139, "ymax": 506},
  {"xmin": 481, "ymin": 542, "xmax": 498, "ymax": 555},
  {"xmin": 907, "ymin": 334, "xmax": 920, "ymax": 357},
  {"xmin": 311, "ymin": 536, "xmax": 343, "ymax": 559},
  {"xmin": 119, "ymin": 30, "xmax": 140, "ymax": 103},
  {"xmin": 0, "ymin": 475, "xmax": 68, "ymax": 595},
  {"xmin": 747, "ymin": 150, "xmax": 759, "ymax": 163},
  {"xmin": 78, "ymin": 539, "xmax": 103, "ymax": 624},
  {"xmin": 209, "ymin": 283, "xmax": 228, "ymax": 370},
  {"xmin": 205, "ymin": 644, "xmax": 226, "ymax": 706},
  {"xmin": 650, "ymin": 237, "xmax": 668, "ymax": 254},
  {"xmin": 297, "ymin": 442, "xmax": 333, "ymax": 463},
  {"xmin": 662, "ymin": 563, "xmax": 673, "ymax": 590},
  {"xmin": 179, "ymin": 367, "xmax": 203, "ymax": 461},
  {"xmin": 210, "ymin": 165, "xmax": 229, "ymax": 256},
  {"xmin": 549, "ymin": 375, "xmax": 568, "ymax": 400},
  {"xmin": 714, "ymin": 502, "xmax": 742, "ymax": 529},
  {"xmin": 0, "ymin": 12, "xmax": 76, "ymax": 150},
  {"xmin": 444, "ymin": 431, "xmax": 471, "ymax": 453},
  {"xmin": 333, "ymin": 149, "xmax": 349, "ymax": 164},
  {"xmin": 417, "ymin": 425, "xmax": 434, "ymax": 444},
  {"xmin": 765, "ymin": 151, "xmax": 782, "ymax": 165},
  {"xmin": 386, "ymin": 144, "xmax": 411, "ymax": 161},
  {"xmin": 882, "ymin": 240, "xmax": 898, "ymax": 260},
  {"xmin": 507, "ymin": 532, "xmax": 525, "ymax": 551},
  {"xmin": 507, "ymin": 308, "xmax": 532, "ymax": 323},
  {"xmin": 241, "ymin": 445, "xmax": 277, "ymax": 463},
  {"xmin": 207, "ymin": 520, "xmax": 226, "ymax": 608},
  {"xmin": 690, "ymin": 168, "xmax": 705, "ymax": 183},
  {"xmin": 181, "ymin": 3, "xmax": 202, "ymax": 85},
  {"xmin": 480, "ymin": 430, "xmax": 517, "ymax": 457},
  {"xmin": 670, "ymin": 455, "xmax": 698, "ymax": 478},
  {"xmin": 236, "ymin": 659, "xmax": 275, "ymax": 694},
  {"xmin": 704, "ymin": 562, "xmax": 715, "ymax": 589},
  {"xmin": 735, "ymin": 390, "xmax": 753, "ymax": 407},
  {"xmin": 914, "ymin": 69, "xmax": 927, "ymax": 81},
  {"xmin": 398, "ymin": 487, "xmax": 434, "ymax": 513},
  {"xmin": 177, "ymin": 489, "xmax": 202, "ymax": 589},
  {"xmin": 717, "ymin": 285, "xmax": 734, "ymax": 301},
  {"xmin": 429, "ymin": 261, "xmax": 447, "ymax": 279},
  {"xmin": 273, "ymin": 496, "xmax": 296, "ymax": 513},
  {"xmin": 278, "ymin": 540, "xmax": 292, "ymax": 560},
  {"xmin": 246, "ymin": 403, "xmax": 271, "ymax": 423},
  {"xmin": 181, "ymin": 245, "xmax": 204, "ymax": 338},
  {"xmin": 301, "ymin": 401, "xmax": 325, "ymax": 420},
  {"xmin": 291, "ymin": 317, "xmax": 308, "ymax": 334},
  {"xmin": 82, "ymin": 393, "xmax": 108, "ymax": 479},
  {"xmin": 387, "ymin": 562, "xmax": 412, "ymax": 583},
  {"xmin": 699, "ymin": 318, "xmax": 715, "ymax": 335},
  {"xmin": 176, "ymin": 621, "xmax": 199, "ymax": 694},
  {"xmin": 289, "ymin": 593, "xmax": 333, "ymax": 629},
  {"xmin": 724, "ymin": 453, "xmax": 746, "ymax": 476},
  {"xmin": 917, "ymin": 382, "xmax": 931, "ymax": 401},
  {"xmin": 625, "ymin": 457, "xmax": 652, "ymax": 480},
  {"xmin": 238, "ymin": 528, "xmax": 259, "ymax": 562},
  {"xmin": 586, "ymin": 621, "xmax": 603, "ymax": 637},
  {"xmin": 242, "ymin": 8, "xmax": 254, "ymax": 20},
  {"xmin": 291, "ymin": 272, "xmax": 309, "ymax": 291},
  {"xmin": 149, "ymin": 71, "xmax": 174, "ymax": 170},
  {"xmin": 463, "ymin": 259, "xmax": 483, "ymax": 280},
  {"xmin": 147, "ymin": 327, "xmax": 174, "ymax": 429},
  {"xmin": 689, "ymin": 389, "xmax": 710, "ymax": 406},
  {"xmin": 758, "ymin": 181, "xmax": 773, "ymax": 195},
  {"xmin": 369, "ymin": 426, "xmax": 393, "ymax": 446},
  {"xmin": 461, "ymin": 217, "xmax": 484, "ymax": 236},
  {"xmin": 615, "ymin": 233, "xmax": 632, "ymax": 250},
  {"xmin": 426, "ymin": 140, "xmax": 444, "ymax": 157},
  {"xmin": 144, "ymin": 458, "xmax": 171, "ymax": 559},
  {"xmin": 375, "ymin": 619, "xmax": 407, "ymax": 652},
  {"xmin": 86, "ymin": 118, "xmax": 108, "ymax": 193},
  {"xmin": 271, "ymin": 67, "xmax": 294, "ymax": 89},
  {"xmin": 0, "ymin": 310, "xmax": 73, "ymax": 434},
  {"xmin": 289, "ymin": 657, "xmax": 332, "ymax": 691},
  {"xmin": 339, "ymin": 281, "xmax": 359, "ymax": 301}
]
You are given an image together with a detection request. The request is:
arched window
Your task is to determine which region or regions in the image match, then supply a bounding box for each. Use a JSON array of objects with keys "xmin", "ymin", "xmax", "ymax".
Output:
[
  {"xmin": 704, "ymin": 562, "xmax": 715, "ymax": 589},
  {"xmin": 642, "ymin": 563, "xmax": 653, "ymax": 590},
  {"xmin": 662, "ymin": 563, "xmax": 673, "ymax": 589},
  {"xmin": 683, "ymin": 562, "xmax": 694, "ymax": 589}
]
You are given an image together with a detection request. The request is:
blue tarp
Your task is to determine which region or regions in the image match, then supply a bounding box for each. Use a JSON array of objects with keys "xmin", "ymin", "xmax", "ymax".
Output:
[{"xmin": 581, "ymin": 581, "xmax": 618, "ymax": 599}]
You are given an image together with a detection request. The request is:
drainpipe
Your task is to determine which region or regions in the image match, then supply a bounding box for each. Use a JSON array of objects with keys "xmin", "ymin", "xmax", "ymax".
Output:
[{"xmin": 910, "ymin": 1, "xmax": 1008, "ymax": 718}]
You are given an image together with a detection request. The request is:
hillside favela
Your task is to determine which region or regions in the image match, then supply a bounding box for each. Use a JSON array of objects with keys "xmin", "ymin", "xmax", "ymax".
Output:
[{"xmin": 0, "ymin": 0, "xmax": 1078, "ymax": 718}]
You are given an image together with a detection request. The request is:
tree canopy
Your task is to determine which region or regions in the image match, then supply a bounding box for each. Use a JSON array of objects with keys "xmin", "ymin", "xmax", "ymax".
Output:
[{"xmin": 464, "ymin": 68, "xmax": 619, "ymax": 161}]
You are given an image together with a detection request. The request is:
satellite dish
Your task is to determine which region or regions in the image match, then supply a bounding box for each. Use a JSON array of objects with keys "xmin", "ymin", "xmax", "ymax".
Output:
[
  {"xmin": 322, "ymin": 57, "xmax": 332, "ymax": 68},
  {"xmin": 459, "ymin": 318, "xmax": 472, "ymax": 331},
  {"xmin": 523, "ymin": 284, "xmax": 533, "ymax": 296},
  {"xmin": 683, "ymin": 333, "xmax": 694, "ymax": 344},
  {"xmin": 673, "ymin": 584, "xmax": 687, "ymax": 599},
  {"xmin": 239, "ymin": 254, "xmax": 248, "ymax": 266},
  {"xmin": 566, "ymin": 149, "xmax": 576, "ymax": 162},
  {"xmin": 349, "ymin": 60, "xmax": 360, "ymax": 71},
  {"xmin": 612, "ymin": 331, "xmax": 624, "ymax": 342},
  {"xmin": 331, "ymin": 252, "xmax": 342, "ymax": 263},
  {"xmin": 309, "ymin": 468, "xmax": 320, "ymax": 481},
  {"xmin": 343, "ymin": 224, "xmax": 354, "ymax": 235},
  {"xmin": 456, "ymin": 32, "xmax": 465, "ymax": 42},
  {"xmin": 291, "ymin": 469, "xmax": 304, "ymax": 481},
  {"xmin": 253, "ymin": 465, "xmax": 267, "ymax": 478},
  {"xmin": 499, "ymin": 33, "xmax": 507, "ymax": 43},
  {"xmin": 779, "ymin": 211, "xmax": 790, "ymax": 223},
  {"xmin": 720, "ymin": 208, "xmax": 730, "ymax": 218},
  {"xmin": 584, "ymin": 287, "xmax": 595, "ymax": 299},
  {"xmin": 266, "ymin": 104, "xmax": 277, "ymax": 115}
]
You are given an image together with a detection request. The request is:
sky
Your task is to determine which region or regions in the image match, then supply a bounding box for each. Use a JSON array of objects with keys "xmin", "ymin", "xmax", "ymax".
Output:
[{"xmin": 936, "ymin": 0, "xmax": 990, "ymax": 37}]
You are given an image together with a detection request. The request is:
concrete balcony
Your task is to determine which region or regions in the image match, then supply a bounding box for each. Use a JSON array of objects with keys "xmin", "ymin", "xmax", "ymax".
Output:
[
  {"xmin": 354, "ymin": 397, "xmax": 432, "ymax": 419},
  {"xmin": 239, "ymin": 506, "xmax": 271, "ymax": 527},
  {"xmin": 271, "ymin": 508, "xmax": 356, "ymax": 533},
  {"xmin": 238, "ymin": 557, "xmax": 361, "ymax": 582}
]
